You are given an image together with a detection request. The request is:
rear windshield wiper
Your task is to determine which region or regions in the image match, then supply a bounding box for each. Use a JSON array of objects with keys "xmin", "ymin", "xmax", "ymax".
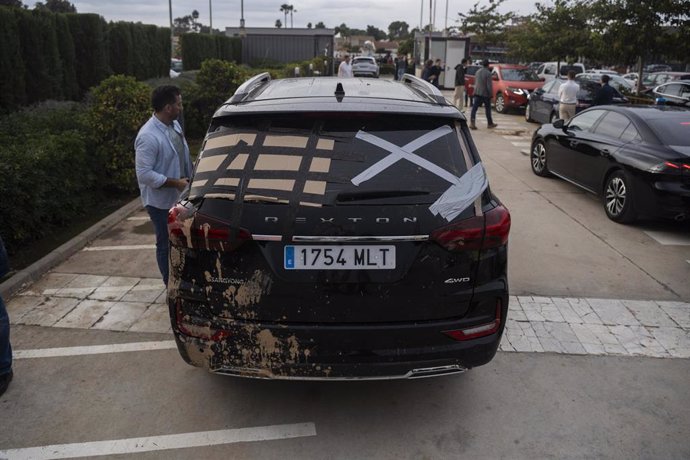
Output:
[{"xmin": 336, "ymin": 189, "xmax": 430, "ymax": 202}]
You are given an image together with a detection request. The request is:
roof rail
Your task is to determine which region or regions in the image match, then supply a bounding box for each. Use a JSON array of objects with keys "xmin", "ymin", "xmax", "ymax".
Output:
[
  {"xmin": 401, "ymin": 74, "xmax": 449, "ymax": 105},
  {"xmin": 228, "ymin": 72, "xmax": 271, "ymax": 104}
]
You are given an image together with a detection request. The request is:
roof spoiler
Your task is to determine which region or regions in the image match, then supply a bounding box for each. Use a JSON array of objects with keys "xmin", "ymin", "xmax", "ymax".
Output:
[
  {"xmin": 228, "ymin": 72, "xmax": 271, "ymax": 104},
  {"xmin": 401, "ymin": 74, "xmax": 449, "ymax": 105}
]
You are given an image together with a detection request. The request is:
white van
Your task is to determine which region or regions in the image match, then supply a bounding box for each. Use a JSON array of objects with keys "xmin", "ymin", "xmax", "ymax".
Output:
[{"xmin": 536, "ymin": 62, "xmax": 586, "ymax": 81}]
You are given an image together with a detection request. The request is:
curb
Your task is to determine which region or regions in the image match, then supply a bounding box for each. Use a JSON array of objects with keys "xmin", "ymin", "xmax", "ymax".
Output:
[{"xmin": 0, "ymin": 198, "xmax": 143, "ymax": 299}]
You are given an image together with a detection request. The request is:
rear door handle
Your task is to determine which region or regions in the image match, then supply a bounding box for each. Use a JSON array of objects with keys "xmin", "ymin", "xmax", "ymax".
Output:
[{"xmin": 601, "ymin": 148, "xmax": 611, "ymax": 156}]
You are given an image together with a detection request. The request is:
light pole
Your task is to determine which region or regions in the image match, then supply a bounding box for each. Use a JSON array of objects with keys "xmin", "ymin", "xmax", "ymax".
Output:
[
  {"xmin": 168, "ymin": 0, "xmax": 174, "ymax": 59},
  {"xmin": 240, "ymin": 0, "xmax": 246, "ymax": 36},
  {"xmin": 209, "ymin": 0, "xmax": 213, "ymax": 34}
]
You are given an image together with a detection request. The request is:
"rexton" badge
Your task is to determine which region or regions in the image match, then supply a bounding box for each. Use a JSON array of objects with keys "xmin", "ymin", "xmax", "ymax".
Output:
[{"xmin": 265, "ymin": 217, "xmax": 418, "ymax": 224}]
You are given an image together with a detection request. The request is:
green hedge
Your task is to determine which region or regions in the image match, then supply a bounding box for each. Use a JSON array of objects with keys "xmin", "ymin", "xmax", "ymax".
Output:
[
  {"xmin": 180, "ymin": 34, "xmax": 242, "ymax": 70},
  {"xmin": 0, "ymin": 9, "xmax": 171, "ymax": 112},
  {"xmin": 0, "ymin": 102, "xmax": 105, "ymax": 254}
]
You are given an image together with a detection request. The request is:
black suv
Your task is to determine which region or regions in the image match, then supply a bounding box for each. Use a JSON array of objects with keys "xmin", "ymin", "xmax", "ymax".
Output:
[{"xmin": 167, "ymin": 73, "xmax": 511, "ymax": 380}]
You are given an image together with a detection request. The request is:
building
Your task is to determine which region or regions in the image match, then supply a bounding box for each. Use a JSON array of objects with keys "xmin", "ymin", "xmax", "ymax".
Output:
[{"xmin": 225, "ymin": 27, "xmax": 335, "ymax": 68}]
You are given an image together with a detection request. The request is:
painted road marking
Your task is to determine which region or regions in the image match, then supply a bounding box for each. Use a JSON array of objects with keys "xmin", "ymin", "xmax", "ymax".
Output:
[
  {"xmin": 83, "ymin": 244, "xmax": 156, "ymax": 251},
  {"xmin": 511, "ymin": 142, "xmax": 531, "ymax": 147},
  {"xmin": 0, "ymin": 423, "xmax": 317, "ymax": 460},
  {"xmin": 643, "ymin": 231, "xmax": 690, "ymax": 246},
  {"xmin": 126, "ymin": 216, "xmax": 150, "ymax": 221},
  {"xmin": 14, "ymin": 341, "xmax": 177, "ymax": 359}
]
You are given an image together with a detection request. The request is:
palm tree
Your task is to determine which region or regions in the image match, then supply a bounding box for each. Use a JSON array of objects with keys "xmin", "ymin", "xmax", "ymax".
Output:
[
  {"xmin": 275, "ymin": 19, "xmax": 282, "ymax": 28},
  {"xmin": 288, "ymin": 4, "xmax": 297, "ymax": 28},
  {"xmin": 280, "ymin": 4, "xmax": 289, "ymax": 27}
]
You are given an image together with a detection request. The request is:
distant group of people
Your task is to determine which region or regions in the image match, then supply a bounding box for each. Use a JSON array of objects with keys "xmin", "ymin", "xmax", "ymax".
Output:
[{"xmin": 558, "ymin": 71, "xmax": 616, "ymax": 121}]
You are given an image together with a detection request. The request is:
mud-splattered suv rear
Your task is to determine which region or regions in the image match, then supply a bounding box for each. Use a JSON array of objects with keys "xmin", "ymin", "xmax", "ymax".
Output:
[{"xmin": 167, "ymin": 74, "xmax": 510, "ymax": 380}]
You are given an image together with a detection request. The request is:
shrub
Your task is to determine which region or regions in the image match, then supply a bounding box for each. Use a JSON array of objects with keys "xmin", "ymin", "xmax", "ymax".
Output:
[
  {"xmin": 87, "ymin": 75, "xmax": 151, "ymax": 192},
  {"xmin": 181, "ymin": 59, "xmax": 249, "ymax": 139},
  {"xmin": 0, "ymin": 102, "xmax": 101, "ymax": 254}
]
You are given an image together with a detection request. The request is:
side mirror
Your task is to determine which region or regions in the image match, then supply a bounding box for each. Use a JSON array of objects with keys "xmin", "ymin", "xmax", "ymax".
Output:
[{"xmin": 553, "ymin": 119, "xmax": 565, "ymax": 129}]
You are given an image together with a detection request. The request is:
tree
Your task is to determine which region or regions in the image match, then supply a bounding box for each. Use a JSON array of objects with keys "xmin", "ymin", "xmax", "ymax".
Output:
[
  {"xmin": 0, "ymin": 0, "xmax": 24, "ymax": 7},
  {"xmin": 590, "ymin": 0, "xmax": 689, "ymax": 92},
  {"xmin": 366, "ymin": 25, "xmax": 387, "ymax": 41},
  {"xmin": 307, "ymin": 22, "xmax": 312, "ymax": 29},
  {"xmin": 174, "ymin": 11, "xmax": 202, "ymax": 35},
  {"xmin": 288, "ymin": 5, "xmax": 297, "ymax": 28},
  {"xmin": 388, "ymin": 21, "xmax": 410, "ymax": 40},
  {"xmin": 533, "ymin": 1, "xmax": 591, "ymax": 67},
  {"xmin": 280, "ymin": 4, "xmax": 289, "ymax": 27},
  {"xmin": 457, "ymin": 0, "xmax": 515, "ymax": 59},
  {"xmin": 275, "ymin": 19, "xmax": 282, "ymax": 28},
  {"xmin": 504, "ymin": 17, "xmax": 545, "ymax": 63},
  {"xmin": 315, "ymin": 21, "xmax": 326, "ymax": 29},
  {"xmin": 34, "ymin": 0, "xmax": 76, "ymax": 13}
]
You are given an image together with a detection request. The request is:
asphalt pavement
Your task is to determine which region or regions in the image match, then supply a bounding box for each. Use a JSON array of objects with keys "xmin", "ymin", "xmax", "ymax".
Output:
[{"xmin": 0, "ymin": 88, "xmax": 688, "ymax": 459}]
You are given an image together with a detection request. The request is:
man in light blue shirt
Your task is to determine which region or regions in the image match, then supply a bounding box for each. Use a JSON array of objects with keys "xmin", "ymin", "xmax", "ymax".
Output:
[{"xmin": 135, "ymin": 85, "xmax": 193, "ymax": 285}]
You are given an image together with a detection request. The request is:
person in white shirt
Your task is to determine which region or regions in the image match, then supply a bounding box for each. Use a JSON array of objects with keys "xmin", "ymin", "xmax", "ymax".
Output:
[
  {"xmin": 558, "ymin": 70, "xmax": 580, "ymax": 121},
  {"xmin": 338, "ymin": 55, "xmax": 353, "ymax": 78}
]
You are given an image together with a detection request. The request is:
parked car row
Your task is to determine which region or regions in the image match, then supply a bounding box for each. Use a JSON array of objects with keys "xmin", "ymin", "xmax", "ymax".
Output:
[{"xmin": 525, "ymin": 76, "xmax": 629, "ymax": 124}]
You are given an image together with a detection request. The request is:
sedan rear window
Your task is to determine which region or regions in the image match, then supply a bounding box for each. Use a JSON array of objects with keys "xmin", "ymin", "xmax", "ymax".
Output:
[
  {"xmin": 190, "ymin": 114, "xmax": 471, "ymax": 206},
  {"xmin": 647, "ymin": 115, "xmax": 690, "ymax": 146}
]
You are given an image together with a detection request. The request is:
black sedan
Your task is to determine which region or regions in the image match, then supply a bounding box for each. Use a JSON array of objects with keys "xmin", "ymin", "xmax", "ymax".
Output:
[
  {"xmin": 530, "ymin": 105, "xmax": 690, "ymax": 223},
  {"xmin": 526, "ymin": 77, "xmax": 628, "ymax": 124}
]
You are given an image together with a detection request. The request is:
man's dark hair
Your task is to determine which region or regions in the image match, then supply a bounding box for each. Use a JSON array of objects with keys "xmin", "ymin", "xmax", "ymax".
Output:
[
  {"xmin": 601, "ymin": 74, "xmax": 610, "ymax": 83},
  {"xmin": 567, "ymin": 70, "xmax": 576, "ymax": 79},
  {"xmin": 151, "ymin": 85, "xmax": 181, "ymax": 112},
  {"xmin": 461, "ymin": 58, "xmax": 468, "ymax": 64}
]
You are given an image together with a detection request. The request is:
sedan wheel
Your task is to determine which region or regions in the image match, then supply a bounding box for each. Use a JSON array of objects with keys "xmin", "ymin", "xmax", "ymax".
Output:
[
  {"xmin": 495, "ymin": 94, "xmax": 506, "ymax": 113},
  {"xmin": 604, "ymin": 170, "xmax": 636, "ymax": 223},
  {"xmin": 530, "ymin": 140, "xmax": 551, "ymax": 177},
  {"xmin": 525, "ymin": 103, "xmax": 534, "ymax": 122}
]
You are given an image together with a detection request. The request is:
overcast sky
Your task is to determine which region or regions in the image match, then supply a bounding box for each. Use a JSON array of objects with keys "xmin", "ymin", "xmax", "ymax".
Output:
[{"xmin": 27, "ymin": 0, "xmax": 543, "ymax": 32}]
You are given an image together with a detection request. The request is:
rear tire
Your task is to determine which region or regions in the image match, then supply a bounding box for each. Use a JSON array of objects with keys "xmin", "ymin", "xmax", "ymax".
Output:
[
  {"xmin": 495, "ymin": 94, "xmax": 506, "ymax": 113},
  {"xmin": 604, "ymin": 170, "xmax": 636, "ymax": 223},
  {"xmin": 530, "ymin": 140, "xmax": 551, "ymax": 177}
]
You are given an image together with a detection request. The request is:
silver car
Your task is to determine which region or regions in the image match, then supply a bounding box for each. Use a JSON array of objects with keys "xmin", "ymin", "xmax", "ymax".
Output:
[{"xmin": 352, "ymin": 56, "xmax": 380, "ymax": 78}]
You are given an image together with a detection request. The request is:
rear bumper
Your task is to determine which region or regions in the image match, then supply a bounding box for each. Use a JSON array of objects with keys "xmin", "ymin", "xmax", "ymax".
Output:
[{"xmin": 169, "ymin": 291, "xmax": 508, "ymax": 380}]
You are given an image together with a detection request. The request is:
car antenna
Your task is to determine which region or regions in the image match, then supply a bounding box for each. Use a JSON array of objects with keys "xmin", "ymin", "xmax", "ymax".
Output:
[{"xmin": 335, "ymin": 82, "xmax": 345, "ymax": 102}]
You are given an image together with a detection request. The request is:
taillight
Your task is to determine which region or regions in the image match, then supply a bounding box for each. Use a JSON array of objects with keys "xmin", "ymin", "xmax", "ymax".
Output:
[
  {"xmin": 430, "ymin": 205, "xmax": 511, "ymax": 251},
  {"xmin": 442, "ymin": 300, "xmax": 502, "ymax": 341},
  {"xmin": 649, "ymin": 161, "xmax": 690, "ymax": 175},
  {"xmin": 167, "ymin": 203, "xmax": 251, "ymax": 251}
]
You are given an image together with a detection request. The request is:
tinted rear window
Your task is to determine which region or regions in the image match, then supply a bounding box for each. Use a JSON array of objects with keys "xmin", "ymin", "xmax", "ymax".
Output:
[
  {"xmin": 646, "ymin": 114, "xmax": 690, "ymax": 146},
  {"xmin": 190, "ymin": 114, "xmax": 471, "ymax": 206}
]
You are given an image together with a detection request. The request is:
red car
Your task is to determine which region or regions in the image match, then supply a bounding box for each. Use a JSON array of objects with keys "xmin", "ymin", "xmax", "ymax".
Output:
[{"xmin": 490, "ymin": 64, "xmax": 544, "ymax": 113}]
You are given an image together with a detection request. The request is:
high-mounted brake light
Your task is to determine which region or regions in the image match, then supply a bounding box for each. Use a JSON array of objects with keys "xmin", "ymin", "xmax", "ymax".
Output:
[
  {"xmin": 430, "ymin": 205, "xmax": 511, "ymax": 251},
  {"xmin": 167, "ymin": 204, "xmax": 251, "ymax": 251}
]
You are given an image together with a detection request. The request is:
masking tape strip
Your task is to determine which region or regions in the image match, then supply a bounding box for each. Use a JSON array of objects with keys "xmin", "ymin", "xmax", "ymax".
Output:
[
  {"xmin": 428, "ymin": 163, "xmax": 488, "ymax": 222},
  {"xmin": 351, "ymin": 126, "xmax": 455, "ymax": 186}
]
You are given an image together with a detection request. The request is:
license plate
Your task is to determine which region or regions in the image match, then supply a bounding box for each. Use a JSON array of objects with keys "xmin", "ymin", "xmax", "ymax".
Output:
[{"xmin": 284, "ymin": 245, "xmax": 396, "ymax": 270}]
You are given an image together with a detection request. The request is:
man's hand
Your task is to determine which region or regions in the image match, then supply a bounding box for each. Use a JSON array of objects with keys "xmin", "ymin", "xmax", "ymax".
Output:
[{"xmin": 165, "ymin": 177, "xmax": 189, "ymax": 191}]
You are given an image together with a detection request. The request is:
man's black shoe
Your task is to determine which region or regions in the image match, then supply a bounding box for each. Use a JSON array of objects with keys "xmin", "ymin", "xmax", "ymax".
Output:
[{"xmin": 0, "ymin": 370, "xmax": 13, "ymax": 397}]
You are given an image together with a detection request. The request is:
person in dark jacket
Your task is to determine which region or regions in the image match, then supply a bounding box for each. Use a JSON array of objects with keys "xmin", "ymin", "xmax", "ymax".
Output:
[
  {"xmin": 453, "ymin": 58, "xmax": 468, "ymax": 110},
  {"xmin": 421, "ymin": 59, "xmax": 434, "ymax": 84},
  {"xmin": 430, "ymin": 59, "xmax": 443, "ymax": 87},
  {"xmin": 0, "ymin": 235, "xmax": 13, "ymax": 397},
  {"xmin": 593, "ymin": 74, "xmax": 616, "ymax": 105}
]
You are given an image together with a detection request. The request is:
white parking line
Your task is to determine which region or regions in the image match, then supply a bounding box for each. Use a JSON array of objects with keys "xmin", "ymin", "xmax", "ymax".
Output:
[
  {"xmin": 14, "ymin": 341, "xmax": 177, "ymax": 359},
  {"xmin": 127, "ymin": 216, "xmax": 150, "ymax": 221},
  {"xmin": 511, "ymin": 142, "xmax": 531, "ymax": 147},
  {"xmin": 0, "ymin": 423, "xmax": 317, "ymax": 459},
  {"xmin": 83, "ymin": 244, "xmax": 156, "ymax": 251}
]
